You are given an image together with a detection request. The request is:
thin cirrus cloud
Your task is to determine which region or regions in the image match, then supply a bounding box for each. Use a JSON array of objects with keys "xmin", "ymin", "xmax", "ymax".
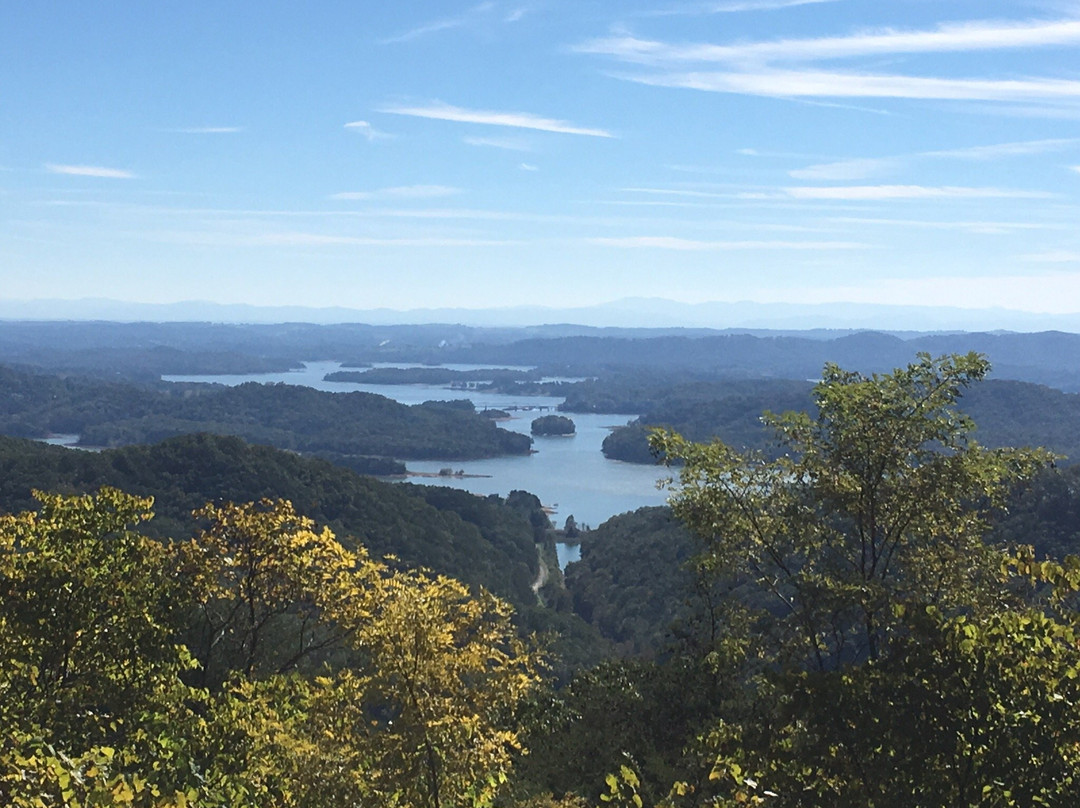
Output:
[
  {"xmin": 620, "ymin": 186, "xmax": 745, "ymax": 199},
  {"xmin": 379, "ymin": 101, "xmax": 614, "ymax": 137},
  {"xmin": 577, "ymin": 17, "xmax": 1080, "ymax": 105},
  {"xmin": 166, "ymin": 126, "xmax": 243, "ymax": 134},
  {"xmin": 641, "ymin": 0, "xmax": 840, "ymax": 17},
  {"xmin": 463, "ymin": 135, "xmax": 532, "ymax": 151},
  {"xmin": 789, "ymin": 138, "xmax": 1080, "ymax": 180},
  {"xmin": 1020, "ymin": 250, "xmax": 1080, "ymax": 263},
  {"xmin": 344, "ymin": 120, "xmax": 393, "ymax": 141},
  {"xmin": 45, "ymin": 163, "xmax": 136, "ymax": 179},
  {"xmin": 825, "ymin": 216, "xmax": 1068, "ymax": 234},
  {"xmin": 380, "ymin": 16, "xmax": 466, "ymax": 44},
  {"xmin": 783, "ymin": 184, "xmax": 1051, "ymax": 200},
  {"xmin": 922, "ymin": 138, "xmax": 1079, "ymax": 159},
  {"xmin": 707, "ymin": 0, "xmax": 836, "ymax": 10},
  {"xmin": 379, "ymin": 1, "xmax": 523, "ymax": 44},
  {"xmin": 577, "ymin": 19, "xmax": 1080, "ymax": 66},
  {"xmin": 244, "ymin": 232, "xmax": 518, "ymax": 248},
  {"xmin": 627, "ymin": 70, "xmax": 1080, "ymax": 103},
  {"xmin": 330, "ymin": 185, "xmax": 461, "ymax": 201},
  {"xmin": 588, "ymin": 236, "xmax": 864, "ymax": 250},
  {"xmin": 790, "ymin": 158, "xmax": 895, "ymax": 181}
]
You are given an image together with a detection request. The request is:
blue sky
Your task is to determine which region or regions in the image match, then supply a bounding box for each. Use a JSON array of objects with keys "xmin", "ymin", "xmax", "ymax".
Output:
[{"xmin": 3, "ymin": 0, "xmax": 1080, "ymax": 317}]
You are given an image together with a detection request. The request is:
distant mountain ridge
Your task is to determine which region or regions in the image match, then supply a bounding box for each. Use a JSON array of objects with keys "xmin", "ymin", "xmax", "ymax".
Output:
[
  {"xmin": 4, "ymin": 319, "xmax": 1080, "ymax": 392},
  {"xmin": 2, "ymin": 296, "xmax": 1078, "ymax": 332}
]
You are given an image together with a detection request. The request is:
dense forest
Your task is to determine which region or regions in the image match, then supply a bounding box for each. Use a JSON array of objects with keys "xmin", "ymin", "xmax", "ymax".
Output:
[
  {"xmin": 598, "ymin": 376, "xmax": 1080, "ymax": 465},
  {"xmin": 6, "ymin": 320, "xmax": 1080, "ymax": 390},
  {"xmin": 10, "ymin": 350, "xmax": 1080, "ymax": 805},
  {"xmin": 0, "ymin": 365, "xmax": 531, "ymax": 463},
  {"xmin": 12, "ymin": 321, "xmax": 1080, "ymax": 804},
  {"xmin": 0, "ymin": 433, "xmax": 544, "ymax": 611}
]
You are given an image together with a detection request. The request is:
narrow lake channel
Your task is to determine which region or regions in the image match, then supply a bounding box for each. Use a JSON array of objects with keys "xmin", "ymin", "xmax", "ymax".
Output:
[{"xmin": 163, "ymin": 362, "xmax": 671, "ymax": 554}]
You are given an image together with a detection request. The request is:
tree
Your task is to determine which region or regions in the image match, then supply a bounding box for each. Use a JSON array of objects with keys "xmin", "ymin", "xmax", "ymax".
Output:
[
  {"xmin": 0, "ymin": 488, "xmax": 209, "ymax": 808},
  {"xmin": 0, "ymin": 488, "xmax": 193, "ymax": 745},
  {"xmin": 351, "ymin": 570, "xmax": 544, "ymax": 808},
  {"xmin": 176, "ymin": 498, "xmax": 382, "ymax": 686},
  {"xmin": 652, "ymin": 352, "xmax": 1050, "ymax": 671},
  {"xmin": 638, "ymin": 354, "xmax": 1080, "ymax": 807},
  {"xmin": 198, "ymin": 570, "xmax": 545, "ymax": 808},
  {"xmin": 531, "ymin": 415, "xmax": 576, "ymax": 437},
  {"xmin": 1, "ymin": 489, "xmax": 548, "ymax": 807}
]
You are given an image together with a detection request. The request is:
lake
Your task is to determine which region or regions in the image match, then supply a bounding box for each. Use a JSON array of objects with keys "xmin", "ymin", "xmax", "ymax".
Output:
[{"xmin": 163, "ymin": 362, "xmax": 672, "ymax": 544}]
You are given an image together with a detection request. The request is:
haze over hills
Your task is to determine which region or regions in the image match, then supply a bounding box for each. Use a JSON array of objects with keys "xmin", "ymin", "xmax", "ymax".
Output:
[{"xmin": 3, "ymin": 297, "xmax": 1080, "ymax": 333}]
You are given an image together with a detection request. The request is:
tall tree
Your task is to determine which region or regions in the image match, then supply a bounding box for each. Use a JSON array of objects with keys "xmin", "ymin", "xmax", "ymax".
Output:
[
  {"xmin": 632, "ymin": 354, "xmax": 1080, "ymax": 807},
  {"xmin": 0, "ymin": 488, "xmax": 192, "ymax": 744},
  {"xmin": 652, "ymin": 352, "xmax": 1050, "ymax": 670},
  {"xmin": 176, "ymin": 498, "xmax": 381, "ymax": 686}
]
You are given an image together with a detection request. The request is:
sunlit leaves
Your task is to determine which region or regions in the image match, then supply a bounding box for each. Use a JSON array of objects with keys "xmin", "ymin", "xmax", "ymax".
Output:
[
  {"xmin": 646, "ymin": 354, "xmax": 1080, "ymax": 807},
  {"xmin": 355, "ymin": 570, "xmax": 544, "ymax": 808},
  {"xmin": 0, "ymin": 488, "xmax": 194, "ymax": 744},
  {"xmin": 0, "ymin": 490, "xmax": 545, "ymax": 807},
  {"xmin": 654, "ymin": 352, "xmax": 1053, "ymax": 670},
  {"xmin": 176, "ymin": 498, "xmax": 382, "ymax": 683}
]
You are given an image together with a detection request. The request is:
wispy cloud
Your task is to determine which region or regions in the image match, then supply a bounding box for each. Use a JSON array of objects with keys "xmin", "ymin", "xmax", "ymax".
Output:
[
  {"xmin": 166, "ymin": 126, "xmax": 242, "ymax": 134},
  {"xmin": 520, "ymin": 163, "xmax": 539, "ymax": 171},
  {"xmin": 734, "ymin": 148, "xmax": 818, "ymax": 159},
  {"xmin": 379, "ymin": 101, "xmax": 614, "ymax": 137},
  {"xmin": 643, "ymin": 0, "xmax": 840, "ymax": 16},
  {"xmin": 379, "ymin": 5, "xmax": 485, "ymax": 44},
  {"xmin": 579, "ymin": 18, "xmax": 1080, "ymax": 108},
  {"xmin": 45, "ymin": 163, "xmax": 136, "ymax": 179},
  {"xmin": 463, "ymin": 135, "xmax": 532, "ymax": 151},
  {"xmin": 589, "ymin": 236, "xmax": 864, "ymax": 250},
  {"xmin": 330, "ymin": 185, "xmax": 461, "ymax": 201},
  {"xmin": 344, "ymin": 120, "xmax": 394, "ymax": 141},
  {"xmin": 621, "ymin": 186, "xmax": 744, "ymax": 199},
  {"xmin": 624, "ymin": 70, "xmax": 1080, "ymax": 102},
  {"xmin": 825, "ymin": 216, "xmax": 1069, "ymax": 234},
  {"xmin": 789, "ymin": 139, "xmax": 1080, "ymax": 180},
  {"xmin": 380, "ymin": 1, "xmax": 524, "ymax": 44},
  {"xmin": 923, "ymin": 138, "xmax": 1079, "ymax": 159},
  {"xmin": 789, "ymin": 158, "xmax": 895, "ymax": 181},
  {"xmin": 784, "ymin": 184, "xmax": 1051, "ymax": 200},
  {"xmin": 1021, "ymin": 249, "xmax": 1080, "ymax": 262},
  {"xmin": 246, "ymin": 232, "xmax": 518, "ymax": 247},
  {"xmin": 709, "ymin": 0, "xmax": 835, "ymax": 10},
  {"xmin": 587, "ymin": 199, "xmax": 716, "ymax": 208},
  {"xmin": 578, "ymin": 19, "xmax": 1080, "ymax": 66}
]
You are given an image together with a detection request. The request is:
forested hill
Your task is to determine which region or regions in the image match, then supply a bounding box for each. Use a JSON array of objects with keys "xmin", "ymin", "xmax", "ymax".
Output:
[
  {"xmin": 601, "ymin": 377, "xmax": 1080, "ymax": 464},
  {"xmin": 0, "ymin": 433, "xmax": 542, "ymax": 608},
  {"xmin": 0, "ymin": 364, "xmax": 531, "ymax": 461},
  {"xmin": 444, "ymin": 331, "xmax": 1080, "ymax": 390},
  {"xmin": 5, "ymin": 320, "xmax": 1080, "ymax": 392}
]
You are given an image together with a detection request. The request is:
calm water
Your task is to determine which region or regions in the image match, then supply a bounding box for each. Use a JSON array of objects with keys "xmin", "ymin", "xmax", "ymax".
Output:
[{"xmin": 164, "ymin": 361, "xmax": 671, "ymax": 530}]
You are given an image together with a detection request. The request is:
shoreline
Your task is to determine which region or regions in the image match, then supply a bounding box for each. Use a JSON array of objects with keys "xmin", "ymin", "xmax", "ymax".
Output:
[{"xmin": 407, "ymin": 471, "xmax": 494, "ymax": 479}]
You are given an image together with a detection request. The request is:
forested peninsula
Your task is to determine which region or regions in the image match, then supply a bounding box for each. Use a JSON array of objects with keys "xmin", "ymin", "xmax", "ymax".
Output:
[
  {"xmin": 0, "ymin": 432, "xmax": 544, "ymax": 609},
  {"xmin": 597, "ymin": 376, "xmax": 1080, "ymax": 464},
  {"xmin": 0, "ymin": 365, "xmax": 531, "ymax": 463}
]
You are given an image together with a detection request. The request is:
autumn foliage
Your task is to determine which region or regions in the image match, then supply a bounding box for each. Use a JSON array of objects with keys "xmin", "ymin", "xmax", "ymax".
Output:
[{"xmin": 0, "ymin": 490, "xmax": 542, "ymax": 807}]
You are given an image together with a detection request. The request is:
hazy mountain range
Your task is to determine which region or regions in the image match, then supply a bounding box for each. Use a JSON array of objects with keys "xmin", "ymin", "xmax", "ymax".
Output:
[{"xmin": 2, "ymin": 297, "xmax": 1077, "ymax": 333}]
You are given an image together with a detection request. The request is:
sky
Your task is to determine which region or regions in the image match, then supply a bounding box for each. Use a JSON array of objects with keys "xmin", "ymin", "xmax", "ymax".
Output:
[{"xmin": 3, "ymin": 0, "xmax": 1080, "ymax": 319}]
